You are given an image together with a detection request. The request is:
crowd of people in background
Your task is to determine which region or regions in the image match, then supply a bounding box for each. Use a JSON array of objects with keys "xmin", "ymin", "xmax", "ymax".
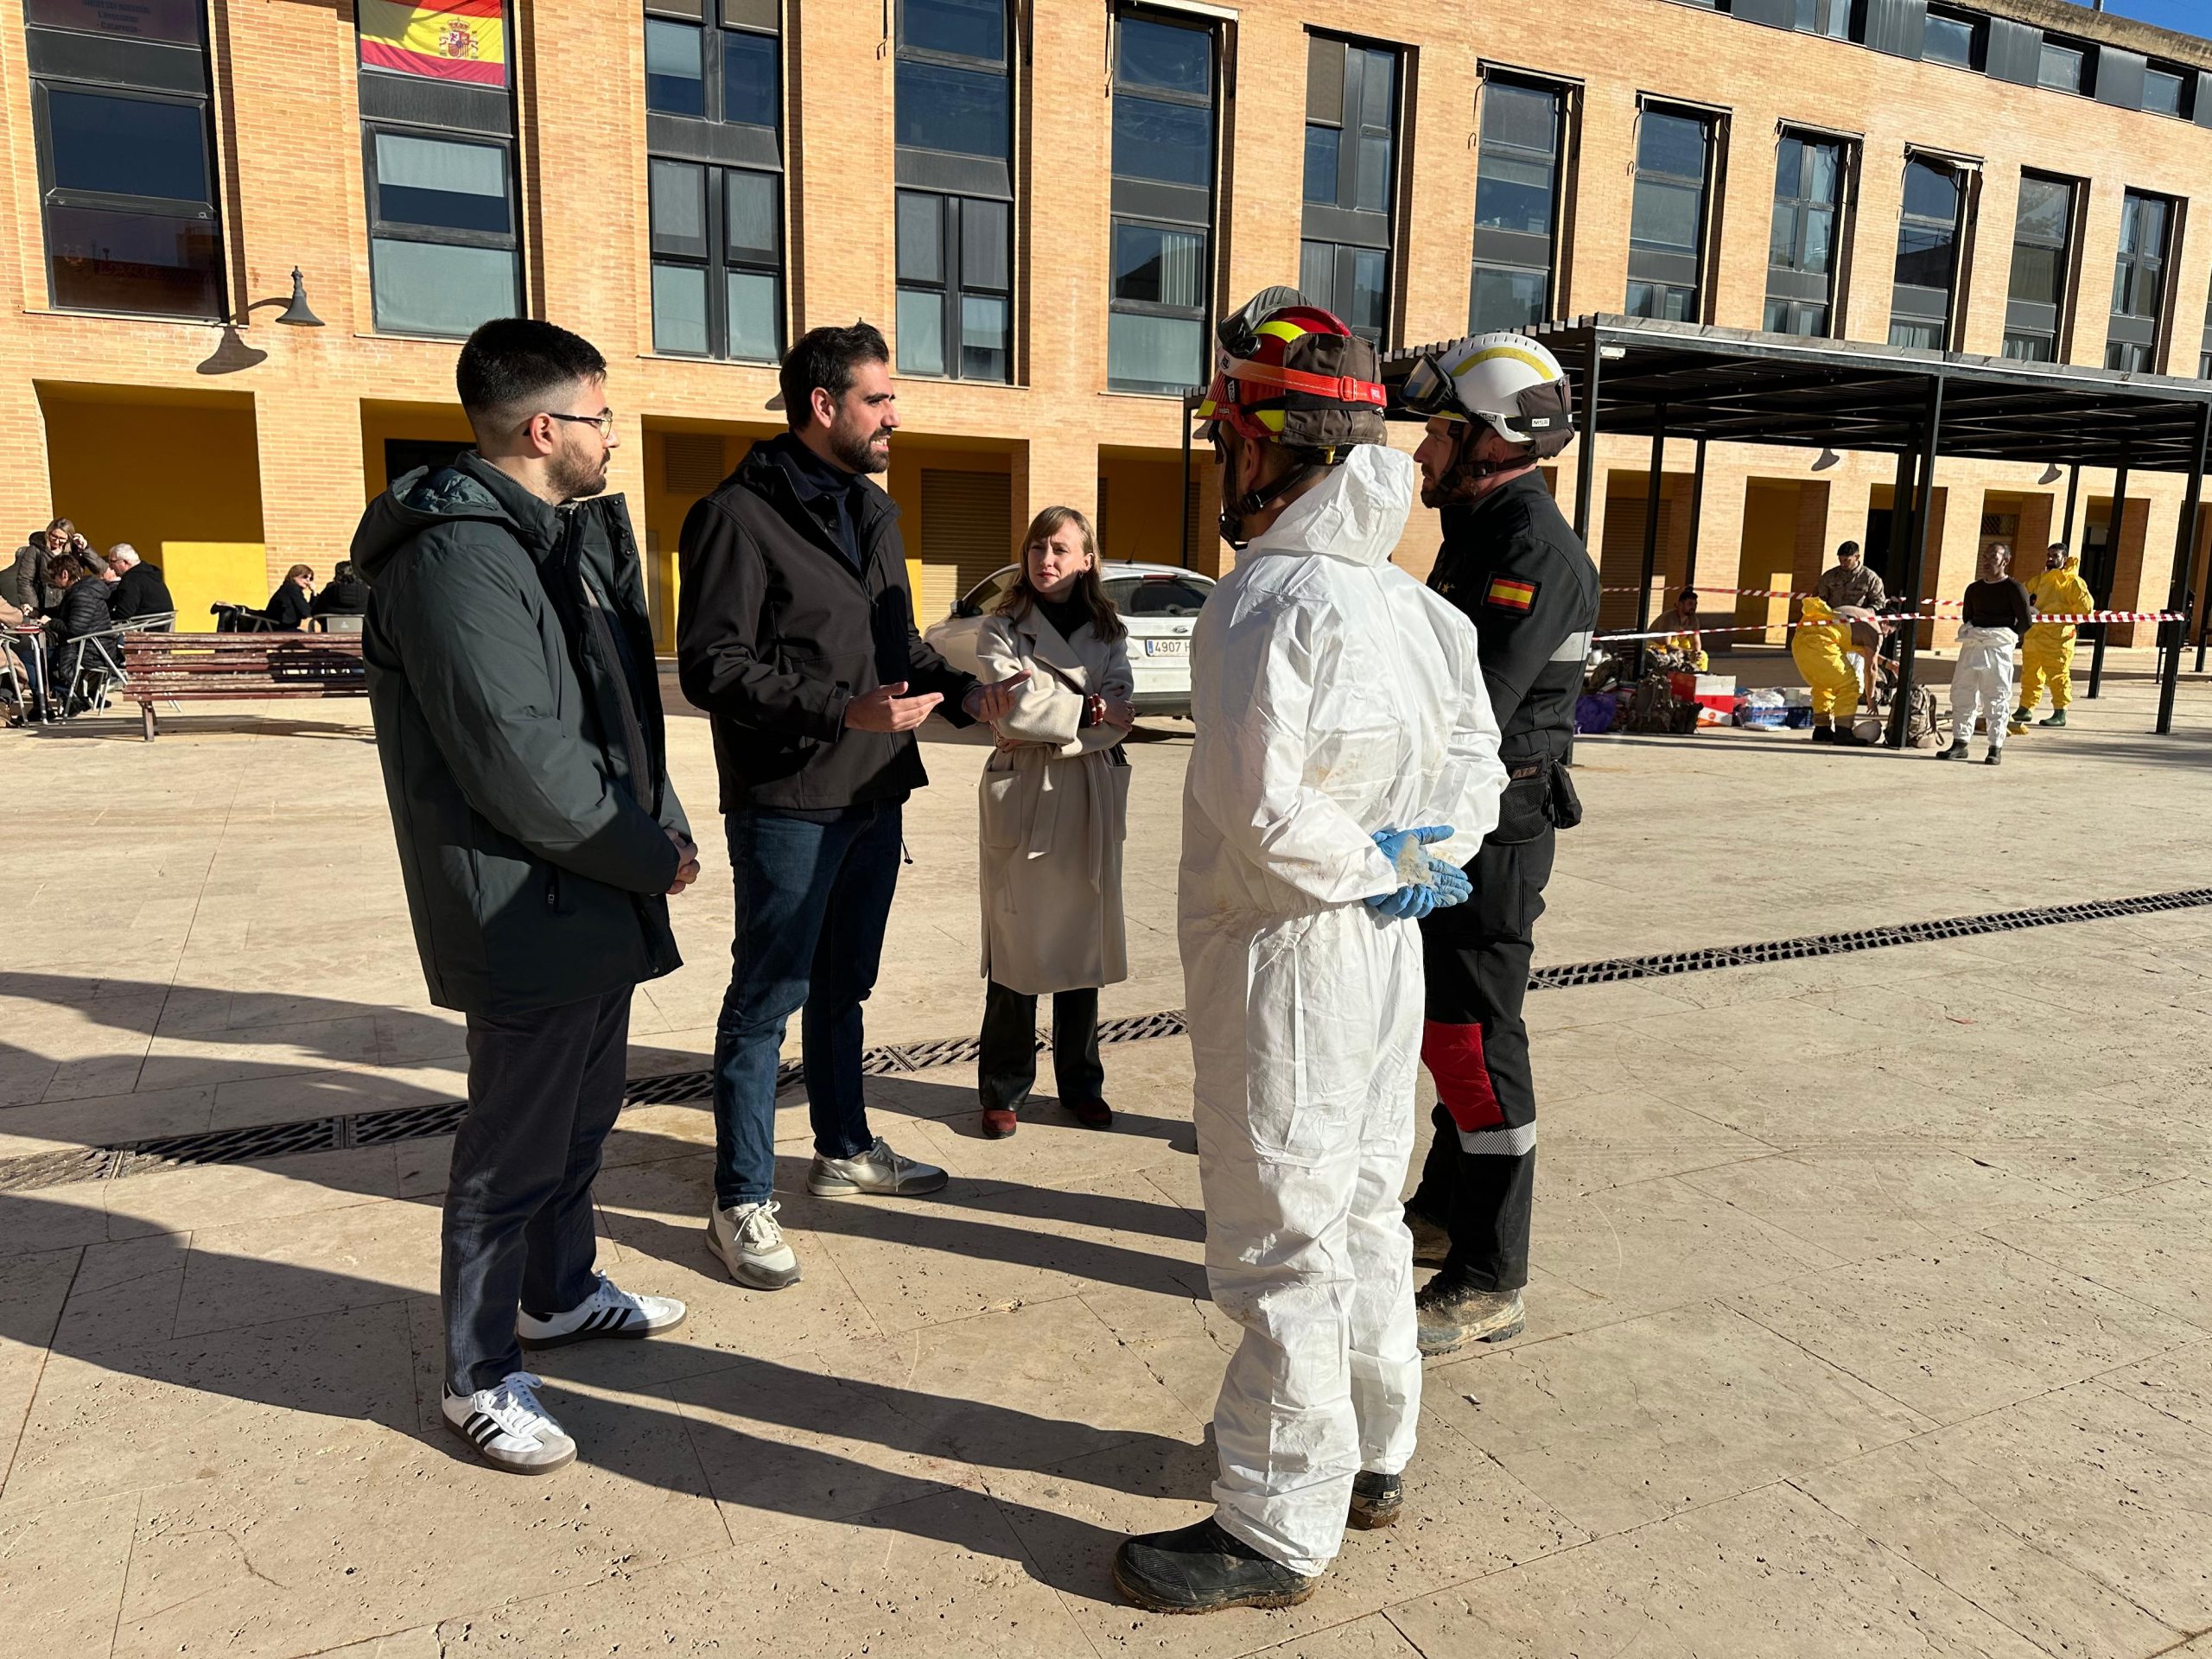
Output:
[{"xmin": 1, "ymin": 518, "xmax": 176, "ymax": 721}]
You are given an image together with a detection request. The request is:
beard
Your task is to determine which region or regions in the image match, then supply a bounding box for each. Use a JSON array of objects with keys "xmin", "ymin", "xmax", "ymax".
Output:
[
  {"xmin": 549, "ymin": 448, "xmax": 609, "ymax": 502},
  {"xmin": 830, "ymin": 420, "xmax": 890, "ymax": 475},
  {"xmin": 1420, "ymin": 469, "xmax": 1481, "ymax": 510}
]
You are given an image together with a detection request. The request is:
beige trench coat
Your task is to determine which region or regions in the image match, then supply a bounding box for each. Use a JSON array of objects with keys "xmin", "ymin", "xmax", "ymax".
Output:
[{"xmin": 976, "ymin": 605, "xmax": 1134, "ymax": 995}]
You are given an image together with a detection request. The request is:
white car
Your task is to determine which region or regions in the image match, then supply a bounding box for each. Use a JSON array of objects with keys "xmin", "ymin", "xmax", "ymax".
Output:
[{"xmin": 923, "ymin": 560, "xmax": 1213, "ymax": 718}]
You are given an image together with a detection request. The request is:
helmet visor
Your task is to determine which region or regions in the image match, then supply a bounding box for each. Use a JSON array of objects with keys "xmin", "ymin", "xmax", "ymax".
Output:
[{"xmin": 1393, "ymin": 353, "xmax": 1468, "ymax": 422}]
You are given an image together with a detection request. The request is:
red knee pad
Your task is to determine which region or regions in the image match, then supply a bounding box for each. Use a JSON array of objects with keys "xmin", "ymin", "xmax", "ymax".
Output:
[{"xmin": 1422, "ymin": 1020, "xmax": 1503, "ymax": 1132}]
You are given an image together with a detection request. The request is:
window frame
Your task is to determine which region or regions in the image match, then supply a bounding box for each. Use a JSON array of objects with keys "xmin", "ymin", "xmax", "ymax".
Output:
[
  {"xmin": 1300, "ymin": 31, "xmax": 1405, "ymax": 347},
  {"xmin": 1788, "ymin": 0, "xmax": 1849, "ymax": 41},
  {"xmin": 1625, "ymin": 99, "xmax": 1720, "ymax": 325},
  {"xmin": 2107, "ymin": 188, "xmax": 2178, "ymax": 375},
  {"xmin": 1762, "ymin": 125, "xmax": 1851, "ymax": 339},
  {"xmin": 1468, "ymin": 68, "xmax": 1573, "ymax": 335},
  {"xmin": 1887, "ymin": 149, "xmax": 1974, "ymax": 353},
  {"xmin": 360, "ymin": 120, "xmax": 524, "ymax": 338},
  {"xmin": 1105, "ymin": 5, "xmax": 1218, "ymax": 397},
  {"xmin": 28, "ymin": 47, "xmax": 226, "ymax": 320},
  {"xmin": 2142, "ymin": 64, "xmax": 2191, "ymax": 120},
  {"xmin": 1921, "ymin": 8, "xmax": 1983, "ymax": 72},
  {"xmin": 2001, "ymin": 168, "xmax": 2078, "ymax": 364},
  {"xmin": 647, "ymin": 158, "xmax": 785, "ymax": 363},
  {"xmin": 2037, "ymin": 37, "xmax": 2088, "ymax": 96}
]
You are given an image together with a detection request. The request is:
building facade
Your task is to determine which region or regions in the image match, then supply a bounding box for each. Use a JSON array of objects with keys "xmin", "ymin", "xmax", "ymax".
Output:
[{"xmin": 5, "ymin": 0, "xmax": 2211, "ymax": 647}]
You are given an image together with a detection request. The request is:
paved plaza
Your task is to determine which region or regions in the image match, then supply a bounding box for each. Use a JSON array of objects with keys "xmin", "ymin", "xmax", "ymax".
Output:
[{"xmin": 3, "ymin": 658, "xmax": 2210, "ymax": 1658}]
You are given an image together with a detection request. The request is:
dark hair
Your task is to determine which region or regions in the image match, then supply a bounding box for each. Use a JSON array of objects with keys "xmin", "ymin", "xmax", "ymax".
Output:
[
  {"xmin": 993, "ymin": 506, "xmax": 1126, "ymax": 644},
  {"xmin": 48, "ymin": 550, "xmax": 97, "ymax": 584},
  {"xmin": 333, "ymin": 561, "xmax": 359, "ymax": 584},
  {"xmin": 455, "ymin": 318, "xmax": 607, "ymax": 429},
  {"xmin": 779, "ymin": 321, "xmax": 889, "ymax": 431},
  {"xmin": 1675, "ymin": 587, "xmax": 1698, "ymax": 608},
  {"xmin": 284, "ymin": 564, "xmax": 315, "ymax": 583},
  {"xmin": 1838, "ymin": 540, "xmax": 1861, "ymax": 558}
]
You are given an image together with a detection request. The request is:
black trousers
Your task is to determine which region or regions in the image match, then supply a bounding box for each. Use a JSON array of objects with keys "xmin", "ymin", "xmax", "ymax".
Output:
[
  {"xmin": 1411, "ymin": 826, "xmax": 1555, "ymax": 1292},
  {"xmin": 977, "ymin": 980, "xmax": 1103, "ymax": 1114},
  {"xmin": 444, "ymin": 987, "xmax": 631, "ymax": 1394}
]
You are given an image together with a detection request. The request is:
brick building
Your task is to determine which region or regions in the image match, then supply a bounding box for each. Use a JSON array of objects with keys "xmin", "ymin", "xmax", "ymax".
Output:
[{"xmin": 5, "ymin": 0, "xmax": 2209, "ymax": 647}]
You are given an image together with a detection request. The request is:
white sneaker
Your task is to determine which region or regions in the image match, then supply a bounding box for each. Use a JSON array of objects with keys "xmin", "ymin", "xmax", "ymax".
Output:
[
  {"xmin": 707, "ymin": 1198, "xmax": 802, "ymax": 1290},
  {"xmin": 442, "ymin": 1371, "xmax": 575, "ymax": 1475},
  {"xmin": 808, "ymin": 1136, "xmax": 948, "ymax": 1198},
  {"xmin": 516, "ymin": 1273, "xmax": 686, "ymax": 1350}
]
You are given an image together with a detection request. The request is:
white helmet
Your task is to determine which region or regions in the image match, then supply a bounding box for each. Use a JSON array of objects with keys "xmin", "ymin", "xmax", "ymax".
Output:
[{"xmin": 1393, "ymin": 333, "xmax": 1575, "ymax": 458}]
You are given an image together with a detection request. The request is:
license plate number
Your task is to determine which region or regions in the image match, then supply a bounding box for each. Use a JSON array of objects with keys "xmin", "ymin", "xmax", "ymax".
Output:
[{"xmin": 1144, "ymin": 639, "xmax": 1189, "ymax": 657}]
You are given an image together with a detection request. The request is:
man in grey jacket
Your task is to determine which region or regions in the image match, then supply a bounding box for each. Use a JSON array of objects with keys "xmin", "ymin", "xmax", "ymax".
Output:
[{"xmin": 353, "ymin": 319, "xmax": 697, "ymax": 1476}]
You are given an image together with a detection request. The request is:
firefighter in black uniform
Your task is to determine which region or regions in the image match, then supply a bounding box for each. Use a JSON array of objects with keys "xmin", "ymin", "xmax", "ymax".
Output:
[{"xmin": 1389, "ymin": 334, "xmax": 1599, "ymax": 1357}]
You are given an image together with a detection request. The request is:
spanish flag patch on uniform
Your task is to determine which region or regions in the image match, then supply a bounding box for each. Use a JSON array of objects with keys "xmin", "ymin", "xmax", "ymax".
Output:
[{"xmin": 1485, "ymin": 576, "xmax": 1538, "ymax": 613}]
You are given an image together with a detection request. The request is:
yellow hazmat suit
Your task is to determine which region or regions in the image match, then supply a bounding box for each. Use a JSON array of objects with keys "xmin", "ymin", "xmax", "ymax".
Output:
[
  {"xmin": 2018, "ymin": 562, "xmax": 2095, "ymax": 715},
  {"xmin": 1791, "ymin": 597, "xmax": 1858, "ymax": 723},
  {"xmin": 1660, "ymin": 630, "xmax": 1708, "ymax": 671}
]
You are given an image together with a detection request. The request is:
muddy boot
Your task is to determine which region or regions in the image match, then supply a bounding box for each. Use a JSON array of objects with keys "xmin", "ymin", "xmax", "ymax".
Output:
[
  {"xmin": 1415, "ymin": 1281, "xmax": 1525, "ymax": 1357},
  {"xmin": 1406, "ymin": 1206, "xmax": 1450, "ymax": 1268},
  {"xmin": 2039, "ymin": 709, "xmax": 2068, "ymax": 728},
  {"xmin": 1348, "ymin": 1471, "xmax": 1403, "ymax": 1530},
  {"xmin": 1112, "ymin": 1518, "xmax": 1319, "ymax": 1614}
]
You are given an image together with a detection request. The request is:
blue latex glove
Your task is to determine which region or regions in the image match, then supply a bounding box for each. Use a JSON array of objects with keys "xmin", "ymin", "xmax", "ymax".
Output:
[{"xmin": 1366, "ymin": 826, "xmax": 1456, "ymax": 918}]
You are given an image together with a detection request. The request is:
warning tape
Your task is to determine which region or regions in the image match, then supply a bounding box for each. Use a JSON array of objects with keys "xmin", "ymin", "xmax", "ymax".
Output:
[
  {"xmin": 1592, "ymin": 608, "xmax": 2181, "ymax": 643},
  {"xmin": 1600, "ymin": 585, "xmax": 1828, "ymax": 599}
]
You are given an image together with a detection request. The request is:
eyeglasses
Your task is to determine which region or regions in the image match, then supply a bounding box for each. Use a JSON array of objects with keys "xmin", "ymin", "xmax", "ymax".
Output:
[{"xmin": 543, "ymin": 410, "xmax": 617, "ymax": 438}]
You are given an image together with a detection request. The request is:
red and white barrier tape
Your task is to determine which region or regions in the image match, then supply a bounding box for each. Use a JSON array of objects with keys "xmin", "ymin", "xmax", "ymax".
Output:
[{"xmin": 1594, "ymin": 608, "xmax": 2180, "ymax": 643}]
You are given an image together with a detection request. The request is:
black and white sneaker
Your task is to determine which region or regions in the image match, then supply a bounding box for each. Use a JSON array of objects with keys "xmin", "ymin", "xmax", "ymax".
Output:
[
  {"xmin": 442, "ymin": 1370, "xmax": 575, "ymax": 1475},
  {"xmin": 517, "ymin": 1273, "xmax": 687, "ymax": 1350}
]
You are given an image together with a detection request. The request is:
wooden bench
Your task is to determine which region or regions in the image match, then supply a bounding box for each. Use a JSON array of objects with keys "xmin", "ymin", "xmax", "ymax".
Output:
[{"xmin": 123, "ymin": 632, "xmax": 367, "ymax": 741}]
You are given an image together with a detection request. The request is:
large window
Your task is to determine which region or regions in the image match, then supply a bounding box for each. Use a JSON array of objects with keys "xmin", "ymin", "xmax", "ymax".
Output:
[
  {"xmin": 2003, "ymin": 172, "xmax": 2075, "ymax": 363},
  {"xmin": 1764, "ymin": 132, "xmax": 1845, "ymax": 337},
  {"xmin": 1789, "ymin": 0, "xmax": 1849, "ymax": 40},
  {"xmin": 1108, "ymin": 10, "xmax": 1217, "ymax": 395},
  {"xmin": 2037, "ymin": 38, "xmax": 2086, "ymax": 94},
  {"xmin": 358, "ymin": 2, "xmax": 520, "ymax": 338},
  {"xmin": 2144, "ymin": 65, "xmax": 2191, "ymax": 120},
  {"xmin": 1300, "ymin": 34, "xmax": 1400, "ymax": 345},
  {"xmin": 27, "ymin": 5, "xmax": 224, "ymax": 318},
  {"xmin": 895, "ymin": 0, "xmax": 1014, "ymax": 381},
  {"xmin": 1923, "ymin": 8, "xmax": 1980, "ymax": 69},
  {"xmin": 1889, "ymin": 155, "xmax": 1968, "ymax": 351},
  {"xmin": 1469, "ymin": 76, "xmax": 1567, "ymax": 334},
  {"xmin": 1626, "ymin": 107, "xmax": 1713, "ymax": 323},
  {"xmin": 2107, "ymin": 190, "xmax": 2175, "ymax": 374},
  {"xmin": 644, "ymin": 0, "xmax": 784, "ymax": 363}
]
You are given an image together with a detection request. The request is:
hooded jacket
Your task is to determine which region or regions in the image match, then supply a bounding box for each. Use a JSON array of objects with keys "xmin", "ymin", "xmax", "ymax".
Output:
[
  {"xmin": 352, "ymin": 454, "xmax": 688, "ymax": 1016},
  {"xmin": 676, "ymin": 433, "xmax": 977, "ymax": 815}
]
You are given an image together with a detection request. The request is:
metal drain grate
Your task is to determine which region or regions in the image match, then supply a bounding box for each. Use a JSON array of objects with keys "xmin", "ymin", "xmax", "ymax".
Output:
[{"xmin": 3, "ymin": 888, "xmax": 2203, "ymax": 1195}]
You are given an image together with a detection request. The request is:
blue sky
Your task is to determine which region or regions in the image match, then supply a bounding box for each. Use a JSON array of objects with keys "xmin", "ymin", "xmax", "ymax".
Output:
[{"xmin": 2083, "ymin": 1, "xmax": 2209, "ymax": 39}]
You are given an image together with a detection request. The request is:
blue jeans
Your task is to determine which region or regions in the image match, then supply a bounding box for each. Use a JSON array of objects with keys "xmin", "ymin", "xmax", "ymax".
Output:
[{"xmin": 712, "ymin": 802, "xmax": 901, "ymax": 1207}]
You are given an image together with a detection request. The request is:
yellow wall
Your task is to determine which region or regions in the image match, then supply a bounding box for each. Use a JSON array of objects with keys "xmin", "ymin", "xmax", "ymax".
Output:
[
  {"xmin": 1097, "ymin": 451, "xmax": 1187, "ymax": 569},
  {"xmin": 359, "ymin": 401, "xmax": 474, "ymax": 499},
  {"xmin": 162, "ymin": 543, "xmax": 270, "ymax": 633},
  {"xmin": 39, "ymin": 391, "xmax": 265, "ymax": 604}
]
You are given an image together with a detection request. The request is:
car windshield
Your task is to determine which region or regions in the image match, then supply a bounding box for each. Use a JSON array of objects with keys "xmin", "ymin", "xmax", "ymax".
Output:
[
  {"xmin": 960, "ymin": 569, "xmax": 1019, "ymax": 615},
  {"xmin": 1104, "ymin": 575, "xmax": 1211, "ymax": 618}
]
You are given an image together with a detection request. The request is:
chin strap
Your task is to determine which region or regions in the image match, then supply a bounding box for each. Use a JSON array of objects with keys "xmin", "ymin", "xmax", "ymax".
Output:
[
  {"xmin": 1219, "ymin": 460, "xmax": 1325, "ymax": 550},
  {"xmin": 1432, "ymin": 422, "xmax": 1537, "ymax": 501}
]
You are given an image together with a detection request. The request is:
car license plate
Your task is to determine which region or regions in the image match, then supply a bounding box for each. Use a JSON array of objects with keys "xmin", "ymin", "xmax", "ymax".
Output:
[{"xmin": 1144, "ymin": 639, "xmax": 1189, "ymax": 657}]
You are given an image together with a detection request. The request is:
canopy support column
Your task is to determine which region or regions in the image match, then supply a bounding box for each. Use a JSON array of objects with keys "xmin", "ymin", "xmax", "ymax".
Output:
[
  {"xmin": 2088, "ymin": 452, "xmax": 2128, "ymax": 701},
  {"xmin": 1887, "ymin": 376, "xmax": 1944, "ymax": 749},
  {"xmin": 1683, "ymin": 437, "xmax": 1708, "ymax": 589},
  {"xmin": 1633, "ymin": 409, "xmax": 1667, "ymax": 680},
  {"xmin": 1573, "ymin": 327, "xmax": 1603, "ymax": 543},
  {"xmin": 2156, "ymin": 403, "xmax": 2209, "ymax": 734}
]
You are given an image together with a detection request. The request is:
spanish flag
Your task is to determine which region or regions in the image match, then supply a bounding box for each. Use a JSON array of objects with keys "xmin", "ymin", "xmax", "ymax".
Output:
[
  {"xmin": 359, "ymin": 0, "xmax": 507, "ymax": 88},
  {"xmin": 1485, "ymin": 575, "xmax": 1537, "ymax": 613}
]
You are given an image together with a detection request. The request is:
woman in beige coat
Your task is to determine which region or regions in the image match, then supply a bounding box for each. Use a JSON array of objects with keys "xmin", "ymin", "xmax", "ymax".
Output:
[{"xmin": 975, "ymin": 506, "xmax": 1135, "ymax": 1137}]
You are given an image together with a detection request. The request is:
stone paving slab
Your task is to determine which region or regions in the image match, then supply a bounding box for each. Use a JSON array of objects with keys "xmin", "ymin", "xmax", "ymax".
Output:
[{"xmin": 3, "ymin": 671, "xmax": 2212, "ymax": 1655}]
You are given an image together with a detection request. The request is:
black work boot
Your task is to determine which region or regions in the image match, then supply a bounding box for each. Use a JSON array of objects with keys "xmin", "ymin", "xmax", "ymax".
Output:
[
  {"xmin": 1984, "ymin": 747, "xmax": 2004, "ymax": 766},
  {"xmin": 1112, "ymin": 1517, "xmax": 1319, "ymax": 1614},
  {"xmin": 1416, "ymin": 1279, "xmax": 1526, "ymax": 1357},
  {"xmin": 1405, "ymin": 1206, "xmax": 1450, "ymax": 1268},
  {"xmin": 1348, "ymin": 1471, "xmax": 1402, "ymax": 1530},
  {"xmin": 1936, "ymin": 739, "xmax": 1967, "ymax": 761}
]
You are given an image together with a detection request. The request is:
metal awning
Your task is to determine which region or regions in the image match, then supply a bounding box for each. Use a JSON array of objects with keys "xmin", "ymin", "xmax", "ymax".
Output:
[{"xmin": 1384, "ymin": 315, "xmax": 2212, "ymax": 471}]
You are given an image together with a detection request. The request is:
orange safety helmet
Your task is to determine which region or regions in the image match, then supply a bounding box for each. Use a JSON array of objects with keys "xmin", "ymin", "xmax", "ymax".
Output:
[{"xmin": 1193, "ymin": 287, "xmax": 1389, "ymax": 455}]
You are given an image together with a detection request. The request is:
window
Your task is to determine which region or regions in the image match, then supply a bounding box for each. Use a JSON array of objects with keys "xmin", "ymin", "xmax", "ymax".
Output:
[
  {"xmin": 1103, "ymin": 574, "xmax": 1210, "ymax": 616},
  {"xmin": 644, "ymin": 1, "xmax": 785, "ymax": 363},
  {"xmin": 1764, "ymin": 131, "xmax": 1845, "ymax": 337},
  {"xmin": 1109, "ymin": 10, "xmax": 1217, "ymax": 395},
  {"xmin": 2198, "ymin": 288, "xmax": 2212, "ymax": 380},
  {"xmin": 358, "ymin": 3, "xmax": 520, "ymax": 338},
  {"xmin": 895, "ymin": 0, "xmax": 1014, "ymax": 380},
  {"xmin": 1300, "ymin": 35, "xmax": 1401, "ymax": 345},
  {"xmin": 2038, "ymin": 40, "xmax": 2085, "ymax": 94},
  {"xmin": 1790, "ymin": 0, "xmax": 1848, "ymax": 40},
  {"xmin": 1626, "ymin": 107, "xmax": 1713, "ymax": 323},
  {"xmin": 1923, "ymin": 9, "xmax": 1980, "ymax": 69},
  {"xmin": 27, "ymin": 8, "xmax": 223, "ymax": 318},
  {"xmin": 2107, "ymin": 190, "xmax": 2174, "ymax": 373},
  {"xmin": 1470, "ymin": 77, "xmax": 1567, "ymax": 334},
  {"xmin": 1888, "ymin": 155, "xmax": 1967, "ymax": 351},
  {"xmin": 2144, "ymin": 67, "xmax": 2189, "ymax": 119},
  {"xmin": 2003, "ymin": 173, "xmax": 2075, "ymax": 362}
]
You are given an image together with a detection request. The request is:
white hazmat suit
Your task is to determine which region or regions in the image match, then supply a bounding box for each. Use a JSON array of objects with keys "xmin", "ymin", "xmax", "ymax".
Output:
[
  {"xmin": 1179, "ymin": 442, "xmax": 1506, "ymax": 1575},
  {"xmin": 1951, "ymin": 624, "xmax": 2019, "ymax": 749}
]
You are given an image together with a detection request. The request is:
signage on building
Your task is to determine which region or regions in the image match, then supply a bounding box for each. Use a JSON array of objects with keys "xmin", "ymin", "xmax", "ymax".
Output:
[
  {"xmin": 358, "ymin": 0, "xmax": 508, "ymax": 89},
  {"xmin": 25, "ymin": 0, "xmax": 201, "ymax": 42}
]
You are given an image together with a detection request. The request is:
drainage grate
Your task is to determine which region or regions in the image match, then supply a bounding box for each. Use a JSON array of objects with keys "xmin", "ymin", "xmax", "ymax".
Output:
[{"xmin": 4, "ymin": 889, "xmax": 2203, "ymax": 1195}]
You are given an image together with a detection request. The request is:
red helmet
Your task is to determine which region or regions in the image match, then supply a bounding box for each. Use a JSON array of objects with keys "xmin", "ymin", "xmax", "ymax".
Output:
[{"xmin": 1194, "ymin": 288, "xmax": 1388, "ymax": 456}]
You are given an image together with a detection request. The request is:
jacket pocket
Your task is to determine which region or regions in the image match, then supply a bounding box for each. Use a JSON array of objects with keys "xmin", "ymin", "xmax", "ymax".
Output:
[
  {"xmin": 1106, "ymin": 757, "xmax": 1132, "ymax": 843},
  {"xmin": 1491, "ymin": 768, "xmax": 1552, "ymax": 845},
  {"xmin": 979, "ymin": 766, "xmax": 1024, "ymax": 849}
]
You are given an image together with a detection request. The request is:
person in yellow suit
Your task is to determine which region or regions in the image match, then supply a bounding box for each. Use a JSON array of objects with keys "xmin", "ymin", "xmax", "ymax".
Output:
[
  {"xmin": 2012, "ymin": 542, "xmax": 2094, "ymax": 730},
  {"xmin": 1793, "ymin": 595, "xmax": 1860, "ymax": 744},
  {"xmin": 1658, "ymin": 588, "xmax": 1707, "ymax": 671}
]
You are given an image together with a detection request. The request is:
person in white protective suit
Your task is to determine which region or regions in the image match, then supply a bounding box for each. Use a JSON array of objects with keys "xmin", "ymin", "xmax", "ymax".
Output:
[
  {"xmin": 1938, "ymin": 540, "xmax": 2033, "ymax": 766},
  {"xmin": 1111, "ymin": 290, "xmax": 1506, "ymax": 1615}
]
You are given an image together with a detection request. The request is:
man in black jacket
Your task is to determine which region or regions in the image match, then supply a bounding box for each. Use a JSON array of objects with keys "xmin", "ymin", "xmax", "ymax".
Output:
[
  {"xmin": 106, "ymin": 545, "xmax": 175, "ymax": 626},
  {"xmin": 353, "ymin": 319, "xmax": 697, "ymax": 1476},
  {"xmin": 678, "ymin": 321, "xmax": 1026, "ymax": 1290},
  {"xmin": 1393, "ymin": 334, "xmax": 1599, "ymax": 1358}
]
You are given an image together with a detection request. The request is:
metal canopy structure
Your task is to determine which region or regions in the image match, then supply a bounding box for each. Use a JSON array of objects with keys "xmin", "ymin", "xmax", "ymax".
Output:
[{"xmin": 1381, "ymin": 315, "xmax": 2212, "ymax": 741}]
